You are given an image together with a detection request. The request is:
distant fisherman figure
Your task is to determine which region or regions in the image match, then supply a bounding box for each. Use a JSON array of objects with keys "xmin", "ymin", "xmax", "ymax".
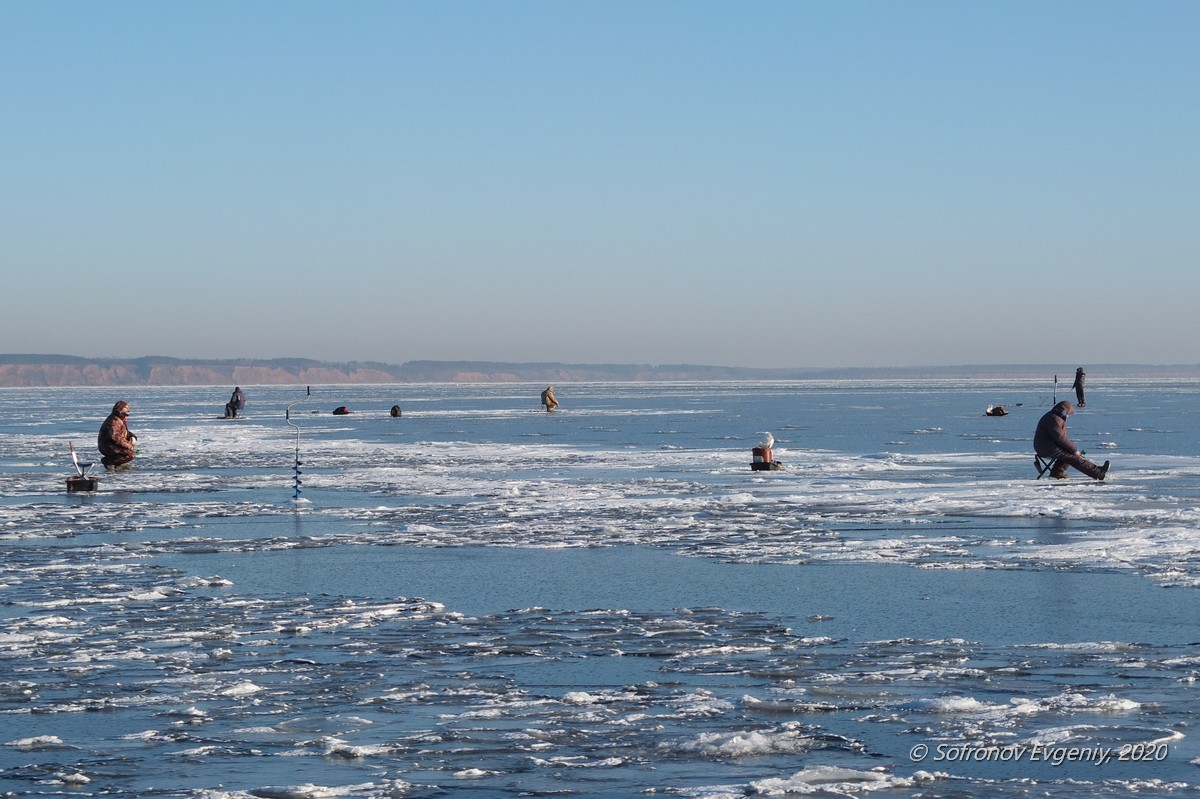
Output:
[
  {"xmin": 1034, "ymin": 400, "xmax": 1108, "ymax": 480},
  {"xmin": 541, "ymin": 386, "xmax": 559, "ymax": 412},
  {"xmin": 1072, "ymin": 368, "xmax": 1086, "ymax": 407},
  {"xmin": 224, "ymin": 387, "xmax": 246, "ymax": 419},
  {"xmin": 98, "ymin": 400, "xmax": 137, "ymax": 470}
]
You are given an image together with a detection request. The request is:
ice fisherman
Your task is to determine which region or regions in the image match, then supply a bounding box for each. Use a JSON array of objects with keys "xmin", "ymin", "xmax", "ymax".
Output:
[
  {"xmin": 1072, "ymin": 367, "xmax": 1086, "ymax": 406},
  {"xmin": 97, "ymin": 400, "xmax": 138, "ymax": 470},
  {"xmin": 224, "ymin": 387, "xmax": 246, "ymax": 419},
  {"xmin": 1034, "ymin": 400, "xmax": 1108, "ymax": 480},
  {"xmin": 541, "ymin": 386, "xmax": 559, "ymax": 412}
]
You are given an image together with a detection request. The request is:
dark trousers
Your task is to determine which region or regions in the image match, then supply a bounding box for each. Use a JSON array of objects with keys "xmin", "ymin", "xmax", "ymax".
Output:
[{"xmin": 1051, "ymin": 451, "xmax": 1103, "ymax": 479}]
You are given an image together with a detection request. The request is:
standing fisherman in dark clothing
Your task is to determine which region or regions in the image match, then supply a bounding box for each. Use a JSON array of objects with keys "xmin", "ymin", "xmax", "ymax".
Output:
[
  {"xmin": 1072, "ymin": 368, "xmax": 1086, "ymax": 407},
  {"xmin": 224, "ymin": 387, "xmax": 246, "ymax": 419},
  {"xmin": 1034, "ymin": 400, "xmax": 1108, "ymax": 480}
]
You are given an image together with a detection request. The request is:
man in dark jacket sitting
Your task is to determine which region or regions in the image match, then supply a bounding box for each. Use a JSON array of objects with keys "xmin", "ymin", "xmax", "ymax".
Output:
[
  {"xmin": 224, "ymin": 387, "xmax": 246, "ymax": 419},
  {"xmin": 1034, "ymin": 400, "xmax": 1109, "ymax": 480}
]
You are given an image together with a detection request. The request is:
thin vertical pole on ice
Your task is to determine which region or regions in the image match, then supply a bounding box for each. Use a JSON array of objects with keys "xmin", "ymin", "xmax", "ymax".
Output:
[{"xmin": 286, "ymin": 386, "xmax": 312, "ymax": 501}]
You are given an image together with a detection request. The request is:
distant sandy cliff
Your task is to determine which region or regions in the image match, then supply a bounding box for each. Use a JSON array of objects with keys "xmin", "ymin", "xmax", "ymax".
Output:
[
  {"xmin": 0, "ymin": 356, "xmax": 793, "ymax": 386},
  {"xmin": 0, "ymin": 358, "xmax": 397, "ymax": 387},
  {"xmin": 1, "ymin": 355, "xmax": 1196, "ymax": 387}
]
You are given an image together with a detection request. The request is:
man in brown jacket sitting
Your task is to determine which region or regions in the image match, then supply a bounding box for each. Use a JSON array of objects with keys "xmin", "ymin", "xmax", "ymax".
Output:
[
  {"xmin": 98, "ymin": 400, "xmax": 138, "ymax": 470},
  {"xmin": 1034, "ymin": 400, "xmax": 1109, "ymax": 480}
]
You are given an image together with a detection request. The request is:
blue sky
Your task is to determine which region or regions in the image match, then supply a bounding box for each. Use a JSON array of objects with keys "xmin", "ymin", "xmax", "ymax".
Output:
[{"xmin": 2, "ymin": 1, "xmax": 1197, "ymax": 368}]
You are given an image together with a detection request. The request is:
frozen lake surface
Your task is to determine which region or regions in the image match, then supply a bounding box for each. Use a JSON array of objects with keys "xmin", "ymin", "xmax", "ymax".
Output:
[{"xmin": 3, "ymin": 379, "xmax": 1200, "ymax": 797}]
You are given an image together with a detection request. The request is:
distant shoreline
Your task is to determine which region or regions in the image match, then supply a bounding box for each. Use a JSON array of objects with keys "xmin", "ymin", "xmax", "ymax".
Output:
[{"xmin": 2, "ymin": 354, "xmax": 1200, "ymax": 387}]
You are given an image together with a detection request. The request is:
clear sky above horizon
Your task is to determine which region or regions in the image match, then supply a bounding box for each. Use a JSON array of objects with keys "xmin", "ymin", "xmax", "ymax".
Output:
[{"xmin": 2, "ymin": 2, "xmax": 1197, "ymax": 369}]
